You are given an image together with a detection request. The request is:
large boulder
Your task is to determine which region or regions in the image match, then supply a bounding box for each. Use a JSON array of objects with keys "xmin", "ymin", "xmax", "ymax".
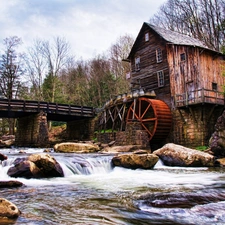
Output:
[
  {"xmin": 54, "ymin": 142, "xmax": 100, "ymax": 153},
  {"xmin": 154, "ymin": 143, "xmax": 215, "ymax": 167},
  {"xmin": 0, "ymin": 198, "xmax": 21, "ymax": 218},
  {"xmin": 7, "ymin": 160, "xmax": 41, "ymax": 179},
  {"xmin": 7, "ymin": 153, "xmax": 64, "ymax": 179},
  {"xmin": 28, "ymin": 153, "xmax": 64, "ymax": 177},
  {"xmin": 209, "ymin": 111, "xmax": 225, "ymax": 157},
  {"xmin": 112, "ymin": 151, "xmax": 159, "ymax": 169}
]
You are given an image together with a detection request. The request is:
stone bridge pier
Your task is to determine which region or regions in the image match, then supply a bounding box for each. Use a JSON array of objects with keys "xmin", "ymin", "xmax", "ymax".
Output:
[
  {"xmin": 15, "ymin": 111, "xmax": 49, "ymax": 147},
  {"xmin": 15, "ymin": 112, "xmax": 96, "ymax": 147},
  {"xmin": 66, "ymin": 118, "xmax": 96, "ymax": 141}
]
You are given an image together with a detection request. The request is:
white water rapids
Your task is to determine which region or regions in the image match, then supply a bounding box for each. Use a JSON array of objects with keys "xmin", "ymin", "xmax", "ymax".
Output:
[{"xmin": 1, "ymin": 148, "xmax": 225, "ymax": 225}]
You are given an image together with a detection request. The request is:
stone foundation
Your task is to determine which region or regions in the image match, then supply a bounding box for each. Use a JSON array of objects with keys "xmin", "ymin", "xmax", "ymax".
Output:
[
  {"xmin": 96, "ymin": 121, "xmax": 150, "ymax": 148},
  {"xmin": 170, "ymin": 105, "xmax": 224, "ymax": 148}
]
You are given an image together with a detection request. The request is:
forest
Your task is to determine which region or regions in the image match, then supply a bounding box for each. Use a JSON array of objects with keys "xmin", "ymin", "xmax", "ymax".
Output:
[{"xmin": 0, "ymin": 0, "xmax": 225, "ymax": 133}]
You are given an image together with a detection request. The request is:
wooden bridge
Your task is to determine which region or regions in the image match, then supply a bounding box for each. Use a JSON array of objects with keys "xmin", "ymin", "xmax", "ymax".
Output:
[
  {"xmin": 0, "ymin": 98, "xmax": 95, "ymax": 121},
  {"xmin": 0, "ymin": 98, "xmax": 96, "ymax": 147}
]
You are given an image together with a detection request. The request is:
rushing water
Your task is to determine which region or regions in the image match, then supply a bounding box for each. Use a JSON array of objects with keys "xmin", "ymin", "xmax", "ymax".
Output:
[{"xmin": 1, "ymin": 148, "xmax": 225, "ymax": 225}]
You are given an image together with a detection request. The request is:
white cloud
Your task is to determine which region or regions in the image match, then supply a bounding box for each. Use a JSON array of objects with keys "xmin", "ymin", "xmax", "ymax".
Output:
[{"xmin": 0, "ymin": 0, "xmax": 165, "ymax": 59}]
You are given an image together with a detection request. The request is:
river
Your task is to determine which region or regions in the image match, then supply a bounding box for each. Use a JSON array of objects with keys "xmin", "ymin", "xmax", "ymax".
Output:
[{"xmin": 0, "ymin": 148, "xmax": 225, "ymax": 225}]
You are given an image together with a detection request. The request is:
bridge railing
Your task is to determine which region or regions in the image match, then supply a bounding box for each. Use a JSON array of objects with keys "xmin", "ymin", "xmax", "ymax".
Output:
[{"xmin": 0, "ymin": 99, "xmax": 95, "ymax": 117}]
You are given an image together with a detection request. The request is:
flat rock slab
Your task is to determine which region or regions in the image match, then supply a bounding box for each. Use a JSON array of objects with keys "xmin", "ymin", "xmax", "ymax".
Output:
[
  {"xmin": 0, "ymin": 181, "xmax": 23, "ymax": 188},
  {"xmin": 101, "ymin": 145, "xmax": 145, "ymax": 153},
  {"xmin": 112, "ymin": 153, "xmax": 159, "ymax": 169},
  {"xmin": 54, "ymin": 142, "xmax": 100, "ymax": 153}
]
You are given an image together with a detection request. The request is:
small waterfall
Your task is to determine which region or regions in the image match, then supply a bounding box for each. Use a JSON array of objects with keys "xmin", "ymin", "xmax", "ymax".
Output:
[
  {"xmin": 58, "ymin": 155, "xmax": 113, "ymax": 176},
  {"xmin": 0, "ymin": 154, "xmax": 113, "ymax": 180},
  {"xmin": 0, "ymin": 156, "xmax": 19, "ymax": 180}
]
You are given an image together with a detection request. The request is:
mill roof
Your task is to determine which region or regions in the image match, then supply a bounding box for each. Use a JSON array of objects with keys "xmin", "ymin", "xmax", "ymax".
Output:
[
  {"xmin": 127, "ymin": 22, "xmax": 221, "ymax": 59},
  {"xmin": 146, "ymin": 22, "xmax": 209, "ymax": 49}
]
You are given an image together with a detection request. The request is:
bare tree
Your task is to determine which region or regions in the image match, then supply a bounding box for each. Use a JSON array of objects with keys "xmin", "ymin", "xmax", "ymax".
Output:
[
  {"xmin": 109, "ymin": 34, "xmax": 134, "ymax": 94},
  {"xmin": 24, "ymin": 39, "xmax": 47, "ymax": 100},
  {"xmin": 41, "ymin": 37, "xmax": 72, "ymax": 102},
  {"xmin": 0, "ymin": 36, "xmax": 25, "ymax": 134},
  {"xmin": 0, "ymin": 36, "xmax": 25, "ymax": 99},
  {"xmin": 150, "ymin": 0, "xmax": 225, "ymax": 52}
]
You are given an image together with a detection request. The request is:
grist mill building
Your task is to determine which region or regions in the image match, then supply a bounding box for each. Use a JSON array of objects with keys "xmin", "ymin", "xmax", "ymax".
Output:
[
  {"xmin": 126, "ymin": 22, "xmax": 225, "ymax": 147},
  {"xmin": 98, "ymin": 22, "xmax": 225, "ymax": 149}
]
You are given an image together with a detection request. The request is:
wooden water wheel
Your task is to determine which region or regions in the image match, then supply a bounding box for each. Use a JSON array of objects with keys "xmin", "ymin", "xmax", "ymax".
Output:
[{"xmin": 126, "ymin": 98, "xmax": 172, "ymax": 141}]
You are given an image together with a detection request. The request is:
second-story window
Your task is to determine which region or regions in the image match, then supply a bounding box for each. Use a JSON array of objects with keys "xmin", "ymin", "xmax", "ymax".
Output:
[
  {"xmin": 180, "ymin": 53, "xmax": 186, "ymax": 61},
  {"xmin": 156, "ymin": 48, "xmax": 162, "ymax": 63},
  {"xmin": 212, "ymin": 82, "xmax": 217, "ymax": 91},
  {"xmin": 157, "ymin": 70, "xmax": 164, "ymax": 87},
  {"xmin": 135, "ymin": 57, "xmax": 140, "ymax": 71},
  {"xmin": 145, "ymin": 32, "xmax": 149, "ymax": 42}
]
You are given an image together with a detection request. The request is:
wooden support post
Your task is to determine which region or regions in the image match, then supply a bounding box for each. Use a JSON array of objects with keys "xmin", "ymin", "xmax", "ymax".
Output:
[
  {"xmin": 120, "ymin": 104, "xmax": 126, "ymax": 131},
  {"xmin": 132, "ymin": 98, "xmax": 137, "ymax": 120},
  {"xmin": 206, "ymin": 105, "xmax": 216, "ymax": 122}
]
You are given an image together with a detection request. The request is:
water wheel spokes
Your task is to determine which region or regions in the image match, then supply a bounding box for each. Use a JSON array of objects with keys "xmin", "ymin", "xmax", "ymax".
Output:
[{"xmin": 126, "ymin": 97, "xmax": 158, "ymax": 140}]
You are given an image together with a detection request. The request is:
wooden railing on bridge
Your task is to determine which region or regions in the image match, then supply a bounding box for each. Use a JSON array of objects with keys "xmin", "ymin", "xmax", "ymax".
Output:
[
  {"xmin": 0, "ymin": 98, "xmax": 95, "ymax": 118},
  {"xmin": 175, "ymin": 88, "xmax": 225, "ymax": 107}
]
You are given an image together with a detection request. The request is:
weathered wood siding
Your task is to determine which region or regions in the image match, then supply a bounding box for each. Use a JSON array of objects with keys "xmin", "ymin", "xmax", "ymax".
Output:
[
  {"xmin": 129, "ymin": 26, "xmax": 171, "ymax": 106},
  {"xmin": 167, "ymin": 45, "xmax": 225, "ymax": 105}
]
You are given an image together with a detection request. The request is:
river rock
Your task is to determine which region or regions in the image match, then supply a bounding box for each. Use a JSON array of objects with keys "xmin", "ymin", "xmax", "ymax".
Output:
[
  {"xmin": 54, "ymin": 142, "xmax": 100, "ymax": 153},
  {"xmin": 0, "ymin": 198, "xmax": 21, "ymax": 218},
  {"xmin": 154, "ymin": 143, "xmax": 215, "ymax": 167},
  {"xmin": 209, "ymin": 111, "xmax": 225, "ymax": 156},
  {"xmin": 112, "ymin": 152, "xmax": 158, "ymax": 169},
  {"xmin": 28, "ymin": 153, "xmax": 64, "ymax": 177},
  {"xmin": 0, "ymin": 180, "xmax": 23, "ymax": 188},
  {"xmin": 0, "ymin": 153, "xmax": 7, "ymax": 161},
  {"xmin": 0, "ymin": 135, "xmax": 15, "ymax": 147},
  {"xmin": 7, "ymin": 153, "xmax": 64, "ymax": 179},
  {"xmin": 215, "ymin": 158, "xmax": 225, "ymax": 167},
  {"xmin": 7, "ymin": 160, "xmax": 42, "ymax": 179},
  {"xmin": 101, "ymin": 145, "xmax": 144, "ymax": 153}
]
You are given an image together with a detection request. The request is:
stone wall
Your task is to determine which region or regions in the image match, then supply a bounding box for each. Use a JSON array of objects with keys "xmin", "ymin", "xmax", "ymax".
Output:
[
  {"xmin": 15, "ymin": 111, "xmax": 49, "ymax": 147},
  {"xmin": 96, "ymin": 121, "xmax": 150, "ymax": 148},
  {"xmin": 170, "ymin": 105, "xmax": 223, "ymax": 147}
]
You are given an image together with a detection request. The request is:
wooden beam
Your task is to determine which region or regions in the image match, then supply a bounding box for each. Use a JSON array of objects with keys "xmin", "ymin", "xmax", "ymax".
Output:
[
  {"xmin": 178, "ymin": 108, "xmax": 186, "ymax": 124},
  {"xmin": 188, "ymin": 107, "xmax": 197, "ymax": 123},
  {"xmin": 206, "ymin": 105, "xmax": 216, "ymax": 122}
]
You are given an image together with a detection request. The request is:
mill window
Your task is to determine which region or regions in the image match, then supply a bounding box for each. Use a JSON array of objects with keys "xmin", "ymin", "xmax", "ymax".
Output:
[
  {"xmin": 212, "ymin": 82, "xmax": 217, "ymax": 91},
  {"xmin": 145, "ymin": 32, "xmax": 149, "ymax": 42},
  {"xmin": 180, "ymin": 53, "xmax": 186, "ymax": 61},
  {"xmin": 156, "ymin": 48, "xmax": 162, "ymax": 63},
  {"xmin": 157, "ymin": 70, "xmax": 164, "ymax": 87},
  {"xmin": 135, "ymin": 57, "xmax": 140, "ymax": 71}
]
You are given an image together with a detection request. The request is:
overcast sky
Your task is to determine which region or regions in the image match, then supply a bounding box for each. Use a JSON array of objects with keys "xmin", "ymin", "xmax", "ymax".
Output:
[{"xmin": 0, "ymin": 0, "xmax": 165, "ymax": 60}]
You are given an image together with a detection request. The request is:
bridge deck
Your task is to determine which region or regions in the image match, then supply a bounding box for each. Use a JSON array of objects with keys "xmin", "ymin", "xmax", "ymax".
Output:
[{"xmin": 0, "ymin": 99, "xmax": 95, "ymax": 121}]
